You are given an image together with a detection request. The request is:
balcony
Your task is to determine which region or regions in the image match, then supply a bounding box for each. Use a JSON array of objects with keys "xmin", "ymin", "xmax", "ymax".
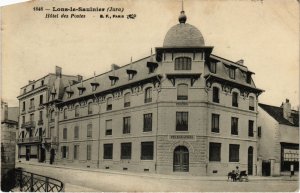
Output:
[
  {"xmin": 21, "ymin": 109, "xmax": 26, "ymax": 115},
  {"xmin": 28, "ymin": 105, "xmax": 35, "ymax": 113},
  {"xmin": 21, "ymin": 121, "xmax": 36, "ymax": 129},
  {"xmin": 37, "ymin": 120, "xmax": 44, "ymax": 125},
  {"xmin": 17, "ymin": 136, "xmax": 41, "ymax": 144}
]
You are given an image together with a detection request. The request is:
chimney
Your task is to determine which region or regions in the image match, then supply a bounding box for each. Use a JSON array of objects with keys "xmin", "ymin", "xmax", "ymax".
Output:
[
  {"xmin": 55, "ymin": 66, "xmax": 62, "ymax": 78},
  {"xmin": 236, "ymin": 59, "xmax": 244, "ymax": 65},
  {"xmin": 1, "ymin": 102, "xmax": 8, "ymax": 122},
  {"xmin": 111, "ymin": 64, "xmax": 120, "ymax": 71},
  {"xmin": 281, "ymin": 99, "xmax": 292, "ymax": 121},
  {"xmin": 28, "ymin": 80, "xmax": 34, "ymax": 84},
  {"xmin": 77, "ymin": 75, "xmax": 83, "ymax": 82}
]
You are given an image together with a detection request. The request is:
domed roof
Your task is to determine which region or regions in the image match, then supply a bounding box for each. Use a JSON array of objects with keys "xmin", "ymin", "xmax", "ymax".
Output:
[{"xmin": 163, "ymin": 11, "xmax": 205, "ymax": 47}]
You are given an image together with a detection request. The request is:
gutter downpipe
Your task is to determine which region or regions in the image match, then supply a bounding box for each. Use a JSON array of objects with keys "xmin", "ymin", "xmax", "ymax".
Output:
[{"xmin": 155, "ymin": 75, "xmax": 161, "ymax": 173}]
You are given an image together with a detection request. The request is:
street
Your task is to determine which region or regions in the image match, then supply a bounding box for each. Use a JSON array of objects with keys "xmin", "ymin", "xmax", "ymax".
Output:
[{"xmin": 17, "ymin": 162, "xmax": 299, "ymax": 192}]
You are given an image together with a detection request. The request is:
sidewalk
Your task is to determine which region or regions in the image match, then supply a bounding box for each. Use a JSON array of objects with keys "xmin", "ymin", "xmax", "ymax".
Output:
[{"xmin": 16, "ymin": 161, "xmax": 298, "ymax": 182}]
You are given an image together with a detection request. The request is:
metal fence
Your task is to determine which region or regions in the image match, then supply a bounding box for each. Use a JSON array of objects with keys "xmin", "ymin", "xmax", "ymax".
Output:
[{"xmin": 15, "ymin": 168, "xmax": 64, "ymax": 192}]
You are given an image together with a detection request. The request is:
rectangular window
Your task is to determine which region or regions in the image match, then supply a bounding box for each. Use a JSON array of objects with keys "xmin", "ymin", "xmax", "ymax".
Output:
[
  {"xmin": 143, "ymin": 113, "xmax": 152, "ymax": 132},
  {"xmin": 87, "ymin": 144, "xmax": 92, "ymax": 160},
  {"xmin": 103, "ymin": 144, "xmax": 113, "ymax": 159},
  {"xmin": 123, "ymin": 117, "xmax": 131, "ymax": 134},
  {"xmin": 229, "ymin": 144, "xmax": 240, "ymax": 162},
  {"xmin": 211, "ymin": 114, "xmax": 220, "ymax": 133},
  {"xmin": 30, "ymin": 113, "xmax": 34, "ymax": 122},
  {"xmin": 74, "ymin": 126, "xmax": 79, "ymax": 139},
  {"xmin": 87, "ymin": 124, "xmax": 92, "ymax": 138},
  {"xmin": 30, "ymin": 98, "xmax": 34, "ymax": 109},
  {"xmin": 61, "ymin": 146, "xmax": 69, "ymax": 159},
  {"xmin": 209, "ymin": 143, "xmax": 221, "ymax": 161},
  {"xmin": 75, "ymin": 106, "xmax": 79, "ymax": 117},
  {"xmin": 141, "ymin": 142, "xmax": 154, "ymax": 160},
  {"xmin": 212, "ymin": 87, "xmax": 219, "ymax": 103},
  {"xmin": 121, "ymin": 142, "xmax": 131, "ymax": 159},
  {"xmin": 63, "ymin": 128, "xmax": 67, "ymax": 140},
  {"xmin": 176, "ymin": 112, "xmax": 188, "ymax": 131},
  {"xmin": 39, "ymin": 95, "xmax": 43, "ymax": 105},
  {"xmin": 177, "ymin": 84, "xmax": 188, "ymax": 100},
  {"xmin": 22, "ymin": 116, "xmax": 25, "ymax": 124},
  {"xmin": 175, "ymin": 57, "xmax": 191, "ymax": 70},
  {"xmin": 144, "ymin": 88, "xmax": 152, "ymax": 103},
  {"xmin": 258, "ymin": 126, "xmax": 261, "ymax": 137},
  {"xmin": 248, "ymin": 120, "xmax": 254, "ymax": 137},
  {"xmin": 73, "ymin": 145, "xmax": 79, "ymax": 160},
  {"xmin": 232, "ymin": 92, "xmax": 238, "ymax": 107},
  {"xmin": 107, "ymin": 98, "xmax": 112, "ymax": 111},
  {"xmin": 210, "ymin": 62, "xmax": 216, "ymax": 73},
  {"xmin": 231, "ymin": 117, "xmax": 238, "ymax": 135},
  {"xmin": 22, "ymin": 101, "xmax": 25, "ymax": 111},
  {"xmin": 88, "ymin": 103, "xmax": 93, "ymax": 114},
  {"xmin": 105, "ymin": 119, "xmax": 112, "ymax": 135},
  {"xmin": 229, "ymin": 68, "xmax": 235, "ymax": 79},
  {"xmin": 249, "ymin": 96, "xmax": 255, "ymax": 110},
  {"xmin": 39, "ymin": 111, "xmax": 43, "ymax": 121},
  {"xmin": 124, "ymin": 93, "xmax": 131, "ymax": 107}
]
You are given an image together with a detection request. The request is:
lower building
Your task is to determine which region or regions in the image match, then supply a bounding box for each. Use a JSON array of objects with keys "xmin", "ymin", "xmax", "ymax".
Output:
[
  {"xmin": 1, "ymin": 102, "xmax": 18, "ymax": 191},
  {"xmin": 257, "ymin": 99, "xmax": 299, "ymax": 176}
]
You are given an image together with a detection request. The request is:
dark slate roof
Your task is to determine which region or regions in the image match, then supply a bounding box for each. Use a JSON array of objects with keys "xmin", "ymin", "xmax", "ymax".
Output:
[{"xmin": 258, "ymin": 103, "xmax": 299, "ymax": 127}]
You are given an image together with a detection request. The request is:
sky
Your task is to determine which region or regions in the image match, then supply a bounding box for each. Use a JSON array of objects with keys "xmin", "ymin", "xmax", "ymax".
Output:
[{"xmin": 1, "ymin": 0, "xmax": 299, "ymax": 108}]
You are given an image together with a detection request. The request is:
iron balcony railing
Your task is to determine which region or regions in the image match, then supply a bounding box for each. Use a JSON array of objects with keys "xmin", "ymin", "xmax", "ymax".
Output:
[
  {"xmin": 28, "ymin": 106, "xmax": 35, "ymax": 112},
  {"xmin": 21, "ymin": 121, "xmax": 36, "ymax": 129},
  {"xmin": 17, "ymin": 136, "xmax": 42, "ymax": 144},
  {"xmin": 15, "ymin": 168, "xmax": 64, "ymax": 192},
  {"xmin": 37, "ymin": 120, "xmax": 44, "ymax": 125}
]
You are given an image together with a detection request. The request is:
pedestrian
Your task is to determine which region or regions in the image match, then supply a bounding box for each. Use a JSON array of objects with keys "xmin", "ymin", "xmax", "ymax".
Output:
[
  {"xmin": 290, "ymin": 164, "xmax": 294, "ymax": 177},
  {"xmin": 235, "ymin": 166, "xmax": 240, "ymax": 181}
]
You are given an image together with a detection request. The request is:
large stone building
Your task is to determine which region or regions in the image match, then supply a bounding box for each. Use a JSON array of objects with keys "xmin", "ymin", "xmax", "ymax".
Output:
[
  {"xmin": 17, "ymin": 9, "xmax": 264, "ymax": 176},
  {"xmin": 257, "ymin": 99, "xmax": 299, "ymax": 176}
]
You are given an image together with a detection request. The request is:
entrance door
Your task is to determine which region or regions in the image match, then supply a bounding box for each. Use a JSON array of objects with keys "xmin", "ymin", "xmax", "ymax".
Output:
[
  {"xmin": 262, "ymin": 161, "xmax": 271, "ymax": 176},
  {"xmin": 26, "ymin": 146, "xmax": 30, "ymax": 161},
  {"xmin": 40, "ymin": 147, "xmax": 46, "ymax": 162},
  {"xmin": 248, "ymin": 146, "xmax": 253, "ymax": 175},
  {"xmin": 173, "ymin": 146, "xmax": 189, "ymax": 172}
]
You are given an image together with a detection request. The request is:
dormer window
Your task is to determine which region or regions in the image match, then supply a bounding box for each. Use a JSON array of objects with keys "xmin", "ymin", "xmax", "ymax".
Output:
[
  {"xmin": 175, "ymin": 57, "xmax": 191, "ymax": 70},
  {"xmin": 246, "ymin": 73, "xmax": 252, "ymax": 84},
  {"xmin": 229, "ymin": 68, "xmax": 236, "ymax": 79},
  {"xmin": 147, "ymin": 62, "xmax": 158, "ymax": 74},
  {"xmin": 77, "ymin": 82, "xmax": 86, "ymax": 95},
  {"xmin": 41, "ymin": 80, "xmax": 44, "ymax": 86},
  {"xmin": 126, "ymin": 69, "xmax": 137, "ymax": 80},
  {"xmin": 91, "ymin": 82, "xmax": 99, "ymax": 91},
  {"xmin": 210, "ymin": 62, "xmax": 216, "ymax": 74},
  {"xmin": 109, "ymin": 76, "xmax": 119, "ymax": 86},
  {"xmin": 32, "ymin": 84, "xmax": 35, "ymax": 90},
  {"xmin": 23, "ymin": 88, "xmax": 26, "ymax": 94}
]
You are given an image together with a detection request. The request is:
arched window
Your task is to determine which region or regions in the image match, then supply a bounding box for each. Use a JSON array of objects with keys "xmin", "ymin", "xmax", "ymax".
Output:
[
  {"xmin": 144, "ymin": 87, "xmax": 152, "ymax": 103},
  {"xmin": 177, "ymin": 84, "xmax": 188, "ymax": 100},
  {"xmin": 63, "ymin": 108, "xmax": 67, "ymax": 119},
  {"xmin": 75, "ymin": 106, "xmax": 79, "ymax": 117},
  {"xmin": 107, "ymin": 97, "xmax": 112, "ymax": 111},
  {"xmin": 124, "ymin": 93, "xmax": 131, "ymax": 107},
  {"xmin": 175, "ymin": 57, "xmax": 191, "ymax": 70},
  {"xmin": 212, "ymin": 87, "xmax": 219, "ymax": 103},
  {"xmin": 249, "ymin": 96, "xmax": 255, "ymax": 110},
  {"xmin": 88, "ymin": 102, "xmax": 93, "ymax": 114},
  {"xmin": 50, "ymin": 110, "xmax": 55, "ymax": 122}
]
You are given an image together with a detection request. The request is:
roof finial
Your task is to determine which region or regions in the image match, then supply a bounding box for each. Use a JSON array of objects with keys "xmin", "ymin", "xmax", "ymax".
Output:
[{"xmin": 179, "ymin": 0, "xmax": 187, "ymax": 23}]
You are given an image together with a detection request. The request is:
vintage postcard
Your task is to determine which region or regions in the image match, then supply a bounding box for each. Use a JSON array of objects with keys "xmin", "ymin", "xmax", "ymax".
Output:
[{"xmin": 1, "ymin": 0, "xmax": 299, "ymax": 192}]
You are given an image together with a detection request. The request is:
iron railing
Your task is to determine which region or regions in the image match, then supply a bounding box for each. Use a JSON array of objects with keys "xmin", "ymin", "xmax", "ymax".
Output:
[
  {"xmin": 17, "ymin": 136, "xmax": 42, "ymax": 144},
  {"xmin": 15, "ymin": 168, "xmax": 64, "ymax": 192}
]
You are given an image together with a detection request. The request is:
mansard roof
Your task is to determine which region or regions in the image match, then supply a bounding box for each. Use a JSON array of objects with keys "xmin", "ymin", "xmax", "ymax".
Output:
[
  {"xmin": 259, "ymin": 103, "xmax": 299, "ymax": 127},
  {"xmin": 61, "ymin": 55, "xmax": 158, "ymax": 103}
]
